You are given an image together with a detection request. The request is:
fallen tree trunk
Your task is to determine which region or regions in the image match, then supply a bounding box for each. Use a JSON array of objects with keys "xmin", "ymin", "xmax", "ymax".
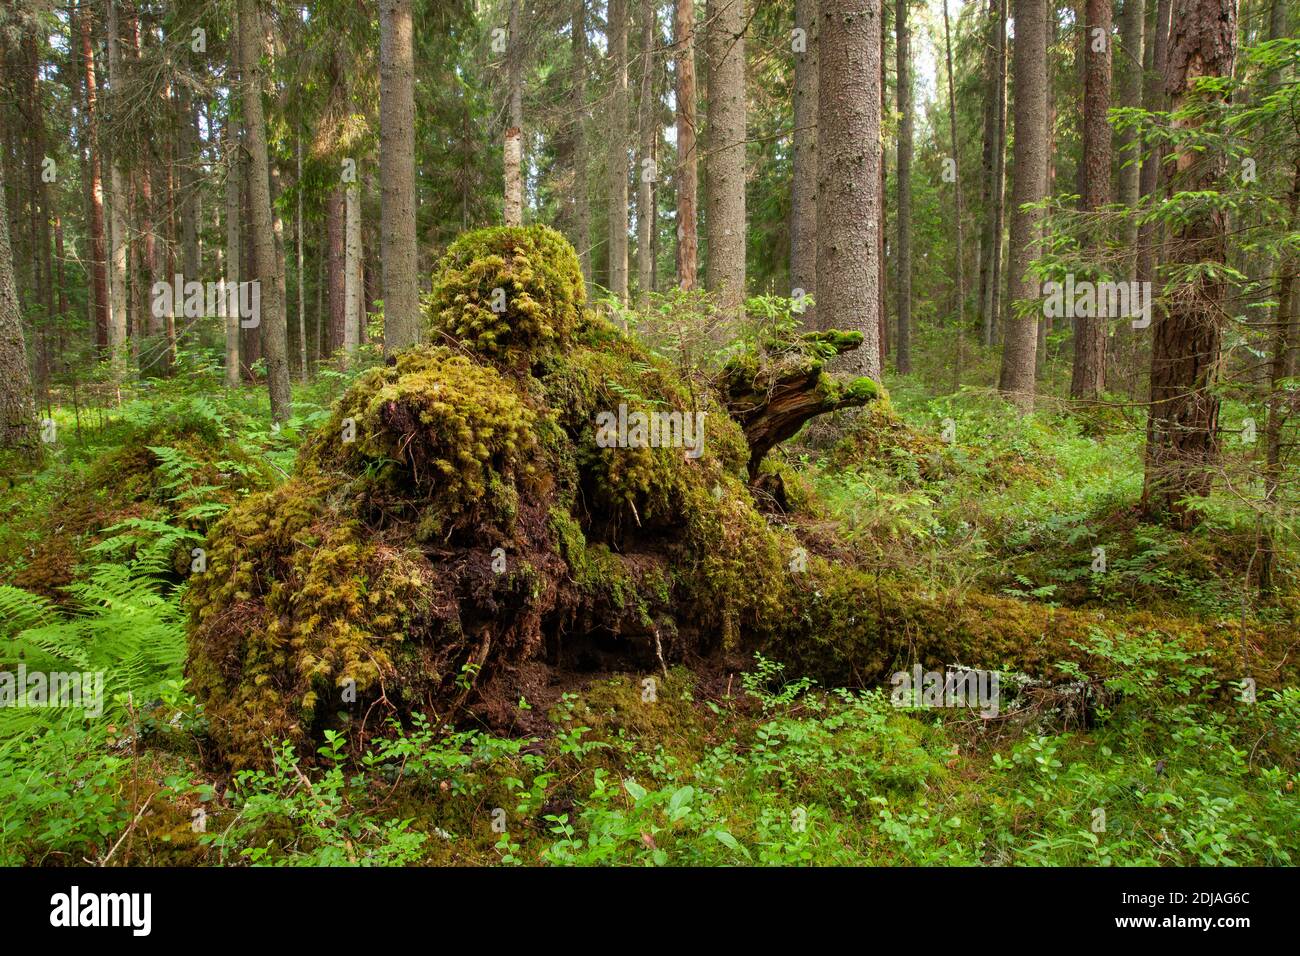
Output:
[{"xmin": 720, "ymin": 330, "xmax": 881, "ymax": 474}]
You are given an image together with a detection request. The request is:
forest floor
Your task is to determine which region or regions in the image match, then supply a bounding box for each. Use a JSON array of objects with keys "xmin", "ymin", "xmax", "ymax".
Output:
[{"xmin": 1, "ymin": 333, "xmax": 1297, "ymax": 867}]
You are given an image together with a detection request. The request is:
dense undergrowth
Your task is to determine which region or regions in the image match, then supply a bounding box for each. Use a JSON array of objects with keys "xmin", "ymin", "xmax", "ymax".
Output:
[{"xmin": 2, "ymin": 233, "xmax": 1298, "ymax": 867}]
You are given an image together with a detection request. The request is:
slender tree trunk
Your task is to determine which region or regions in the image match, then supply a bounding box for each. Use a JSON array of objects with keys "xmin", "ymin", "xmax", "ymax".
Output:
[
  {"xmin": 79, "ymin": 4, "xmax": 110, "ymax": 355},
  {"xmin": 636, "ymin": 0, "xmax": 658, "ymax": 305},
  {"xmin": 0, "ymin": 156, "xmax": 38, "ymax": 456},
  {"xmin": 895, "ymin": 0, "xmax": 913, "ymax": 370},
  {"xmin": 380, "ymin": 0, "xmax": 420, "ymax": 351},
  {"xmin": 1135, "ymin": 0, "xmax": 1170, "ymax": 286},
  {"xmin": 706, "ymin": 0, "xmax": 747, "ymax": 321},
  {"xmin": 327, "ymin": 185, "xmax": 345, "ymax": 355},
  {"xmin": 296, "ymin": 139, "xmax": 307, "ymax": 381},
  {"xmin": 343, "ymin": 180, "xmax": 362, "ymax": 358},
  {"xmin": 237, "ymin": 0, "xmax": 290, "ymax": 420},
  {"xmin": 1115, "ymin": 0, "xmax": 1144, "ymax": 279},
  {"xmin": 1071, "ymin": 0, "xmax": 1113, "ymax": 399},
  {"xmin": 817, "ymin": 0, "xmax": 882, "ymax": 379},
  {"xmin": 792, "ymin": 0, "xmax": 818, "ymax": 317},
  {"xmin": 1139, "ymin": 0, "xmax": 1235, "ymax": 528},
  {"xmin": 997, "ymin": 0, "xmax": 1049, "ymax": 408},
  {"xmin": 674, "ymin": 0, "xmax": 699, "ymax": 291},
  {"xmin": 1260, "ymin": 158, "xmax": 1300, "ymax": 591},
  {"xmin": 224, "ymin": 109, "xmax": 242, "ymax": 388},
  {"xmin": 106, "ymin": 0, "xmax": 130, "ymax": 389},
  {"xmin": 573, "ymin": 0, "xmax": 592, "ymax": 289},
  {"xmin": 504, "ymin": 0, "xmax": 525, "ymax": 227},
  {"xmin": 943, "ymin": 0, "xmax": 965, "ymax": 390},
  {"xmin": 978, "ymin": 0, "xmax": 1007, "ymax": 348},
  {"xmin": 607, "ymin": 0, "xmax": 630, "ymax": 301}
]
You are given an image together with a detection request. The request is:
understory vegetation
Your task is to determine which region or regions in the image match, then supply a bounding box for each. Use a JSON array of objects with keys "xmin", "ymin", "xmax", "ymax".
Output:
[{"xmin": 2, "ymin": 249, "xmax": 1296, "ymax": 864}]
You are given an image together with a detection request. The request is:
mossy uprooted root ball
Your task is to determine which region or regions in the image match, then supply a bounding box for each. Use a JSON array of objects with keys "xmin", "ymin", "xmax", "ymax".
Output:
[
  {"xmin": 427, "ymin": 224, "xmax": 585, "ymax": 361},
  {"xmin": 187, "ymin": 227, "xmax": 810, "ymax": 767}
]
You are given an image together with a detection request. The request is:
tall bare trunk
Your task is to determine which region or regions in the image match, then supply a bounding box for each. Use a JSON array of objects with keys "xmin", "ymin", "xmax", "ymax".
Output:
[
  {"xmin": 503, "ymin": 0, "xmax": 524, "ymax": 227},
  {"xmin": 1070, "ymin": 0, "xmax": 1112, "ymax": 399},
  {"xmin": 224, "ymin": 110, "xmax": 241, "ymax": 389},
  {"xmin": 636, "ymin": 0, "xmax": 658, "ymax": 305},
  {"xmin": 705, "ymin": 0, "xmax": 747, "ymax": 321},
  {"xmin": 607, "ymin": 0, "xmax": 630, "ymax": 301},
  {"xmin": 237, "ymin": 0, "xmax": 290, "ymax": 420},
  {"xmin": 1135, "ymin": 0, "xmax": 1170, "ymax": 286},
  {"xmin": 296, "ymin": 138, "xmax": 307, "ymax": 380},
  {"xmin": 791, "ymin": 0, "xmax": 818, "ymax": 317},
  {"xmin": 343, "ymin": 180, "xmax": 362, "ymax": 358},
  {"xmin": 674, "ymin": 0, "xmax": 699, "ymax": 290},
  {"xmin": 380, "ymin": 0, "xmax": 421, "ymax": 351},
  {"xmin": 895, "ymin": 0, "xmax": 913, "ymax": 371},
  {"xmin": 573, "ymin": 0, "xmax": 592, "ymax": 289},
  {"xmin": 942, "ymin": 0, "xmax": 965, "ymax": 390},
  {"xmin": 79, "ymin": 5, "xmax": 109, "ymax": 355},
  {"xmin": 1115, "ymin": 0, "xmax": 1143, "ymax": 279},
  {"xmin": 106, "ymin": 0, "xmax": 130, "ymax": 388},
  {"xmin": 997, "ymin": 0, "xmax": 1049, "ymax": 408},
  {"xmin": 978, "ymin": 0, "xmax": 1008, "ymax": 348},
  {"xmin": 817, "ymin": 0, "xmax": 882, "ymax": 378}
]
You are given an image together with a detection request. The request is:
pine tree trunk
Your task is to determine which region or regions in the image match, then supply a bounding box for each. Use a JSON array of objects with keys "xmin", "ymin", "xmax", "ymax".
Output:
[
  {"xmin": 816, "ymin": 0, "xmax": 883, "ymax": 379},
  {"xmin": 1071, "ymin": 0, "xmax": 1112, "ymax": 400},
  {"xmin": 380, "ymin": 0, "xmax": 421, "ymax": 351},
  {"xmin": 1139, "ymin": 0, "xmax": 1235, "ymax": 528},
  {"xmin": 705, "ymin": 0, "xmax": 747, "ymax": 321},
  {"xmin": 607, "ymin": 0, "xmax": 630, "ymax": 301},
  {"xmin": 237, "ymin": 0, "xmax": 291, "ymax": 420},
  {"xmin": 636, "ymin": 0, "xmax": 657, "ymax": 306},
  {"xmin": 896, "ymin": 0, "xmax": 914, "ymax": 372},
  {"xmin": 791, "ymin": 0, "xmax": 818, "ymax": 318},
  {"xmin": 997, "ymin": 0, "xmax": 1049, "ymax": 408}
]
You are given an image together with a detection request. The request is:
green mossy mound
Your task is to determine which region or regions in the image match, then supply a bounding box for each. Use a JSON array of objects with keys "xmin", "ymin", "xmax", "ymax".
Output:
[{"xmin": 427, "ymin": 225, "xmax": 585, "ymax": 362}]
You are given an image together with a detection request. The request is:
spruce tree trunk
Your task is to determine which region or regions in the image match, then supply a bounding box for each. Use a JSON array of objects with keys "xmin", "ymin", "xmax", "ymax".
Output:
[
  {"xmin": 998, "ymin": 0, "xmax": 1049, "ymax": 409},
  {"xmin": 380, "ymin": 0, "xmax": 421, "ymax": 351},
  {"xmin": 607, "ymin": 0, "xmax": 630, "ymax": 301},
  {"xmin": 1070, "ymin": 0, "xmax": 1112, "ymax": 400},
  {"xmin": 978, "ymin": 0, "xmax": 1007, "ymax": 348},
  {"xmin": 237, "ymin": 0, "xmax": 291, "ymax": 420},
  {"xmin": 895, "ymin": 0, "xmax": 912, "ymax": 372},
  {"xmin": 106, "ymin": 0, "xmax": 130, "ymax": 390},
  {"xmin": 791, "ymin": 0, "xmax": 818, "ymax": 318},
  {"xmin": 573, "ymin": 0, "xmax": 593, "ymax": 289},
  {"xmin": 327, "ymin": 185, "xmax": 345, "ymax": 355},
  {"xmin": 705, "ymin": 0, "xmax": 747, "ymax": 321},
  {"xmin": 79, "ymin": 6, "xmax": 109, "ymax": 355},
  {"xmin": 1139, "ymin": 0, "xmax": 1235, "ymax": 528},
  {"xmin": 674, "ymin": 0, "xmax": 699, "ymax": 290},
  {"xmin": 636, "ymin": 0, "xmax": 657, "ymax": 305},
  {"xmin": 224, "ymin": 110, "xmax": 242, "ymax": 389},
  {"xmin": 0, "ymin": 157, "xmax": 38, "ymax": 456},
  {"xmin": 816, "ymin": 0, "xmax": 883, "ymax": 379},
  {"xmin": 1135, "ymin": 0, "xmax": 1170, "ymax": 287},
  {"xmin": 1115, "ymin": 0, "xmax": 1144, "ymax": 279}
]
